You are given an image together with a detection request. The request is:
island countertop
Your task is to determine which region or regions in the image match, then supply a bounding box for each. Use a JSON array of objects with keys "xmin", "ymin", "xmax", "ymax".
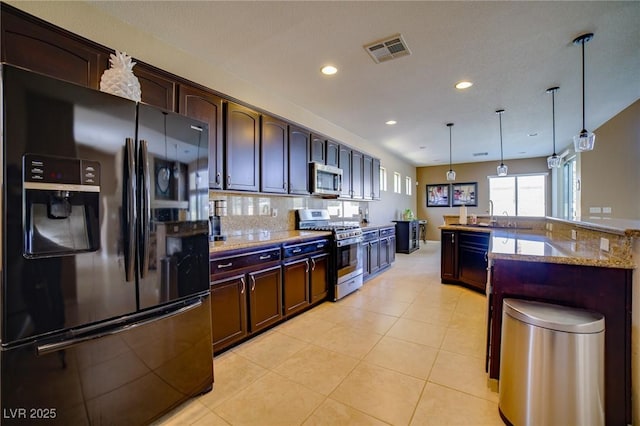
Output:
[{"xmin": 439, "ymin": 224, "xmax": 635, "ymax": 269}]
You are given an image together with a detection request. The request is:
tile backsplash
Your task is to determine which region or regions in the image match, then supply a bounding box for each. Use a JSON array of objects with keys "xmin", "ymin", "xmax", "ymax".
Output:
[{"xmin": 209, "ymin": 191, "xmax": 368, "ymax": 236}]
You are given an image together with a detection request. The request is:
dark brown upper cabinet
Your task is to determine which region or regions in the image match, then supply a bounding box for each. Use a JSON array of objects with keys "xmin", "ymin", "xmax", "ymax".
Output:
[
  {"xmin": 310, "ymin": 134, "xmax": 326, "ymax": 164},
  {"xmin": 224, "ymin": 102, "xmax": 260, "ymax": 191},
  {"xmin": 363, "ymin": 154, "xmax": 373, "ymax": 200},
  {"xmin": 178, "ymin": 85, "xmax": 224, "ymax": 189},
  {"xmin": 326, "ymin": 140, "xmax": 340, "ymax": 168},
  {"xmin": 1, "ymin": 3, "xmax": 109, "ymax": 89},
  {"xmin": 261, "ymin": 115, "xmax": 288, "ymax": 194},
  {"xmin": 338, "ymin": 145, "xmax": 352, "ymax": 198},
  {"xmin": 372, "ymin": 158, "xmax": 381, "ymax": 200},
  {"xmin": 288, "ymin": 126, "xmax": 311, "ymax": 195},
  {"xmin": 351, "ymin": 150, "xmax": 364, "ymax": 199},
  {"xmin": 136, "ymin": 64, "xmax": 176, "ymax": 111}
]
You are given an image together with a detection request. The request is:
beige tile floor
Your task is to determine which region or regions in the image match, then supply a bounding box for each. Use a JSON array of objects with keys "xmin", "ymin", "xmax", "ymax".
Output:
[{"xmin": 155, "ymin": 242, "xmax": 504, "ymax": 425}]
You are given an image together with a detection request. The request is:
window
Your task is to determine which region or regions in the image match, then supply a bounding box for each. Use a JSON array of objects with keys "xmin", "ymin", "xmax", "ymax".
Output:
[
  {"xmin": 405, "ymin": 176, "xmax": 412, "ymax": 195},
  {"xmin": 562, "ymin": 156, "xmax": 578, "ymax": 220},
  {"xmin": 488, "ymin": 174, "xmax": 546, "ymax": 216},
  {"xmin": 380, "ymin": 167, "xmax": 387, "ymax": 192},
  {"xmin": 393, "ymin": 172, "xmax": 401, "ymax": 193}
]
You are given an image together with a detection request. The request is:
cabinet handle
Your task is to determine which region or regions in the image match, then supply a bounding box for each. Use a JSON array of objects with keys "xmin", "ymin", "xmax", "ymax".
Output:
[
  {"xmin": 240, "ymin": 277, "xmax": 246, "ymax": 294},
  {"xmin": 259, "ymin": 254, "xmax": 272, "ymax": 260},
  {"xmin": 484, "ymin": 251, "xmax": 488, "ymax": 262},
  {"xmin": 311, "ymin": 258, "xmax": 316, "ymax": 271},
  {"xmin": 305, "ymin": 259, "xmax": 309, "ymax": 273},
  {"xmin": 216, "ymin": 172, "xmax": 221, "ymax": 184},
  {"xmin": 227, "ymin": 175, "xmax": 231, "ymax": 187},
  {"xmin": 217, "ymin": 262, "xmax": 233, "ymax": 269},
  {"xmin": 451, "ymin": 233, "xmax": 455, "ymax": 243},
  {"xmin": 284, "ymin": 182, "xmax": 287, "ymax": 190},
  {"xmin": 316, "ymin": 243, "xmax": 325, "ymax": 249},
  {"xmin": 293, "ymin": 248, "xmax": 302, "ymax": 253},
  {"xmin": 250, "ymin": 275, "xmax": 256, "ymax": 292}
]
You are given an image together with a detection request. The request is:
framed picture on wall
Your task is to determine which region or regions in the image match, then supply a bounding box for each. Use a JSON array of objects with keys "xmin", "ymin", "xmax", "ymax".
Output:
[
  {"xmin": 426, "ymin": 184, "xmax": 450, "ymax": 207},
  {"xmin": 452, "ymin": 182, "xmax": 478, "ymax": 206}
]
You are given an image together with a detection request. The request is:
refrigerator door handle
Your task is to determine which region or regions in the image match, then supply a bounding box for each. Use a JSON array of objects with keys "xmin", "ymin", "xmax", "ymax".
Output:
[
  {"xmin": 139, "ymin": 139, "xmax": 151, "ymax": 278},
  {"xmin": 124, "ymin": 138, "xmax": 137, "ymax": 282},
  {"xmin": 36, "ymin": 298, "xmax": 204, "ymax": 356}
]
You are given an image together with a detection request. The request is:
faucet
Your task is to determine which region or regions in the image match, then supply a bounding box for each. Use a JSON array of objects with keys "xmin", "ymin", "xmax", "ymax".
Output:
[
  {"xmin": 502, "ymin": 210, "xmax": 510, "ymax": 227},
  {"xmin": 488, "ymin": 200, "xmax": 496, "ymax": 225}
]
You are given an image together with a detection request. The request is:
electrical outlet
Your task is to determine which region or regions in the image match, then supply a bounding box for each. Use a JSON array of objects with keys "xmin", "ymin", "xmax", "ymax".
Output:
[
  {"xmin": 571, "ymin": 229, "xmax": 577, "ymax": 240},
  {"xmin": 271, "ymin": 208, "xmax": 278, "ymax": 217},
  {"xmin": 600, "ymin": 237, "xmax": 610, "ymax": 252}
]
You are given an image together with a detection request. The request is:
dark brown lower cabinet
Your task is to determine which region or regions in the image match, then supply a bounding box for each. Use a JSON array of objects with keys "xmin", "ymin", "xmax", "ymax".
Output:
[
  {"xmin": 248, "ymin": 265, "xmax": 282, "ymax": 332},
  {"xmin": 488, "ymin": 259, "xmax": 632, "ymax": 426},
  {"xmin": 282, "ymin": 239, "xmax": 330, "ymax": 317},
  {"xmin": 440, "ymin": 229, "xmax": 489, "ymax": 292},
  {"xmin": 310, "ymin": 253, "xmax": 330, "ymax": 304},
  {"xmin": 210, "ymin": 274, "xmax": 247, "ymax": 351},
  {"xmin": 210, "ymin": 246, "xmax": 282, "ymax": 353}
]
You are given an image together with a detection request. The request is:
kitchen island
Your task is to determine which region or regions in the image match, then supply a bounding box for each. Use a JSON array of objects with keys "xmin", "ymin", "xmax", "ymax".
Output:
[{"xmin": 443, "ymin": 217, "xmax": 639, "ymax": 426}]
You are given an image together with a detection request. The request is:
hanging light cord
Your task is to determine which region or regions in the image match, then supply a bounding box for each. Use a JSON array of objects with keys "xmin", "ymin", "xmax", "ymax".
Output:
[
  {"xmin": 448, "ymin": 125, "xmax": 453, "ymax": 171},
  {"xmin": 580, "ymin": 38, "xmax": 586, "ymax": 132},
  {"xmin": 552, "ymin": 89, "xmax": 557, "ymax": 154},
  {"xmin": 498, "ymin": 111, "xmax": 504, "ymax": 165}
]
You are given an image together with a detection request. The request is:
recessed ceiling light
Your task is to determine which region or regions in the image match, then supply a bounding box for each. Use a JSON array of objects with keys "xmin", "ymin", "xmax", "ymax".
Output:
[
  {"xmin": 385, "ymin": 120, "xmax": 397, "ymax": 125},
  {"xmin": 455, "ymin": 81, "xmax": 473, "ymax": 89},
  {"xmin": 528, "ymin": 132, "xmax": 538, "ymax": 137},
  {"xmin": 419, "ymin": 146, "xmax": 426, "ymax": 149},
  {"xmin": 321, "ymin": 65, "xmax": 337, "ymax": 75}
]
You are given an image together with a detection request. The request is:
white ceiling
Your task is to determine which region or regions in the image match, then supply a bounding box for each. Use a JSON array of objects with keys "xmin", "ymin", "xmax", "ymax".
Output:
[{"xmin": 88, "ymin": 1, "xmax": 640, "ymax": 167}]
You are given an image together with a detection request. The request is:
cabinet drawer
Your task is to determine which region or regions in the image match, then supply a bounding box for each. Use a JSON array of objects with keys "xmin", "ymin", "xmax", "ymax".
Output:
[
  {"xmin": 362, "ymin": 230, "xmax": 379, "ymax": 242},
  {"xmin": 211, "ymin": 247, "xmax": 281, "ymax": 275},
  {"xmin": 283, "ymin": 239, "xmax": 330, "ymax": 259},
  {"xmin": 379, "ymin": 227, "xmax": 395, "ymax": 238},
  {"xmin": 459, "ymin": 232, "xmax": 489, "ymax": 248}
]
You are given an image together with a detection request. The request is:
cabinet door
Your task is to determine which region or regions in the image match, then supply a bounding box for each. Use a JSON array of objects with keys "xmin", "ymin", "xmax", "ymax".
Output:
[
  {"xmin": 283, "ymin": 258, "xmax": 310, "ymax": 316},
  {"xmin": 326, "ymin": 140, "xmax": 340, "ymax": 167},
  {"xmin": 1, "ymin": 5, "xmax": 109, "ymax": 88},
  {"xmin": 458, "ymin": 245, "xmax": 488, "ymax": 291},
  {"xmin": 338, "ymin": 146, "xmax": 352, "ymax": 198},
  {"xmin": 210, "ymin": 274, "xmax": 248, "ymax": 352},
  {"xmin": 261, "ymin": 115, "xmax": 288, "ymax": 193},
  {"xmin": 136, "ymin": 64, "xmax": 176, "ymax": 110},
  {"xmin": 288, "ymin": 126, "xmax": 310, "ymax": 195},
  {"xmin": 362, "ymin": 241, "xmax": 371, "ymax": 279},
  {"xmin": 310, "ymin": 134, "xmax": 326, "ymax": 164},
  {"xmin": 310, "ymin": 253, "xmax": 329, "ymax": 304},
  {"xmin": 370, "ymin": 239, "xmax": 380, "ymax": 274},
  {"xmin": 389, "ymin": 236, "xmax": 396, "ymax": 263},
  {"xmin": 441, "ymin": 231, "xmax": 458, "ymax": 281},
  {"xmin": 178, "ymin": 85, "xmax": 224, "ymax": 189},
  {"xmin": 225, "ymin": 102, "xmax": 260, "ymax": 191},
  {"xmin": 351, "ymin": 150, "xmax": 364, "ymax": 199},
  {"xmin": 379, "ymin": 237, "xmax": 390, "ymax": 269},
  {"xmin": 372, "ymin": 158, "xmax": 381, "ymax": 200},
  {"xmin": 248, "ymin": 265, "xmax": 283, "ymax": 333},
  {"xmin": 363, "ymin": 155, "xmax": 373, "ymax": 200}
]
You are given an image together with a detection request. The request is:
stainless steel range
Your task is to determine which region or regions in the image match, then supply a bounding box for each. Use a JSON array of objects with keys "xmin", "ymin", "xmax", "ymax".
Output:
[{"xmin": 297, "ymin": 209, "xmax": 363, "ymax": 300}]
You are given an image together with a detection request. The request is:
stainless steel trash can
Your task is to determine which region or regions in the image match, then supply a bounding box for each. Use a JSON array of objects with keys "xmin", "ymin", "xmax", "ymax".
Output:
[{"xmin": 499, "ymin": 298, "xmax": 605, "ymax": 426}]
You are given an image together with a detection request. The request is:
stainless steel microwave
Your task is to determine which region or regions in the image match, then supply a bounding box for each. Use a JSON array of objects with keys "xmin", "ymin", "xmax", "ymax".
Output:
[{"xmin": 310, "ymin": 162, "xmax": 343, "ymax": 196}]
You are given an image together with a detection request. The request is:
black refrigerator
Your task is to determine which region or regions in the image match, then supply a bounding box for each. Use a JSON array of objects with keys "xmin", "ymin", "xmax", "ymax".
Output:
[{"xmin": 0, "ymin": 64, "xmax": 213, "ymax": 425}]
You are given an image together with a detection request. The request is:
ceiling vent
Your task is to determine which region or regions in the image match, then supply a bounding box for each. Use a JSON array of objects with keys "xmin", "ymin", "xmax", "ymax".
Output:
[{"xmin": 364, "ymin": 34, "xmax": 411, "ymax": 64}]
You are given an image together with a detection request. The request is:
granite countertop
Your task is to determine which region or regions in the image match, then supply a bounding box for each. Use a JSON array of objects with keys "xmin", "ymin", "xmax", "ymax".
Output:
[
  {"xmin": 360, "ymin": 222, "xmax": 396, "ymax": 230},
  {"xmin": 210, "ymin": 230, "xmax": 332, "ymax": 254},
  {"xmin": 439, "ymin": 224, "xmax": 635, "ymax": 269}
]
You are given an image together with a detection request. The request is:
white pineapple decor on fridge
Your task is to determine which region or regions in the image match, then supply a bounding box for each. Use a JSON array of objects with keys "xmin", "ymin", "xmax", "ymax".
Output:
[{"xmin": 100, "ymin": 50, "xmax": 141, "ymax": 102}]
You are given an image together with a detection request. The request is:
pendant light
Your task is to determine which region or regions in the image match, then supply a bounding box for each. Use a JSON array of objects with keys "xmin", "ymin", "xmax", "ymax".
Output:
[
  {"xmin": 546, "ymin": 86, "xmax": 562, "ymax": 168},
  {"xmin": 496, "ymin": 109, "xmax": 508, "ymax": 176},
  {"xmin": 573, "ymin": 33, "xmax": 595, "ymax": 152},
  {"xmin": 446, "ymin": 123, "xmax": 456, "ymax": 181}
]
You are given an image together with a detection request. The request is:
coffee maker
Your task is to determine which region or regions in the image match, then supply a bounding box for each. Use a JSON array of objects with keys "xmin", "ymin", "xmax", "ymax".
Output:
[{"xmin": 209, "ymin": 199, "xmax": 227, "ymax": 241}]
